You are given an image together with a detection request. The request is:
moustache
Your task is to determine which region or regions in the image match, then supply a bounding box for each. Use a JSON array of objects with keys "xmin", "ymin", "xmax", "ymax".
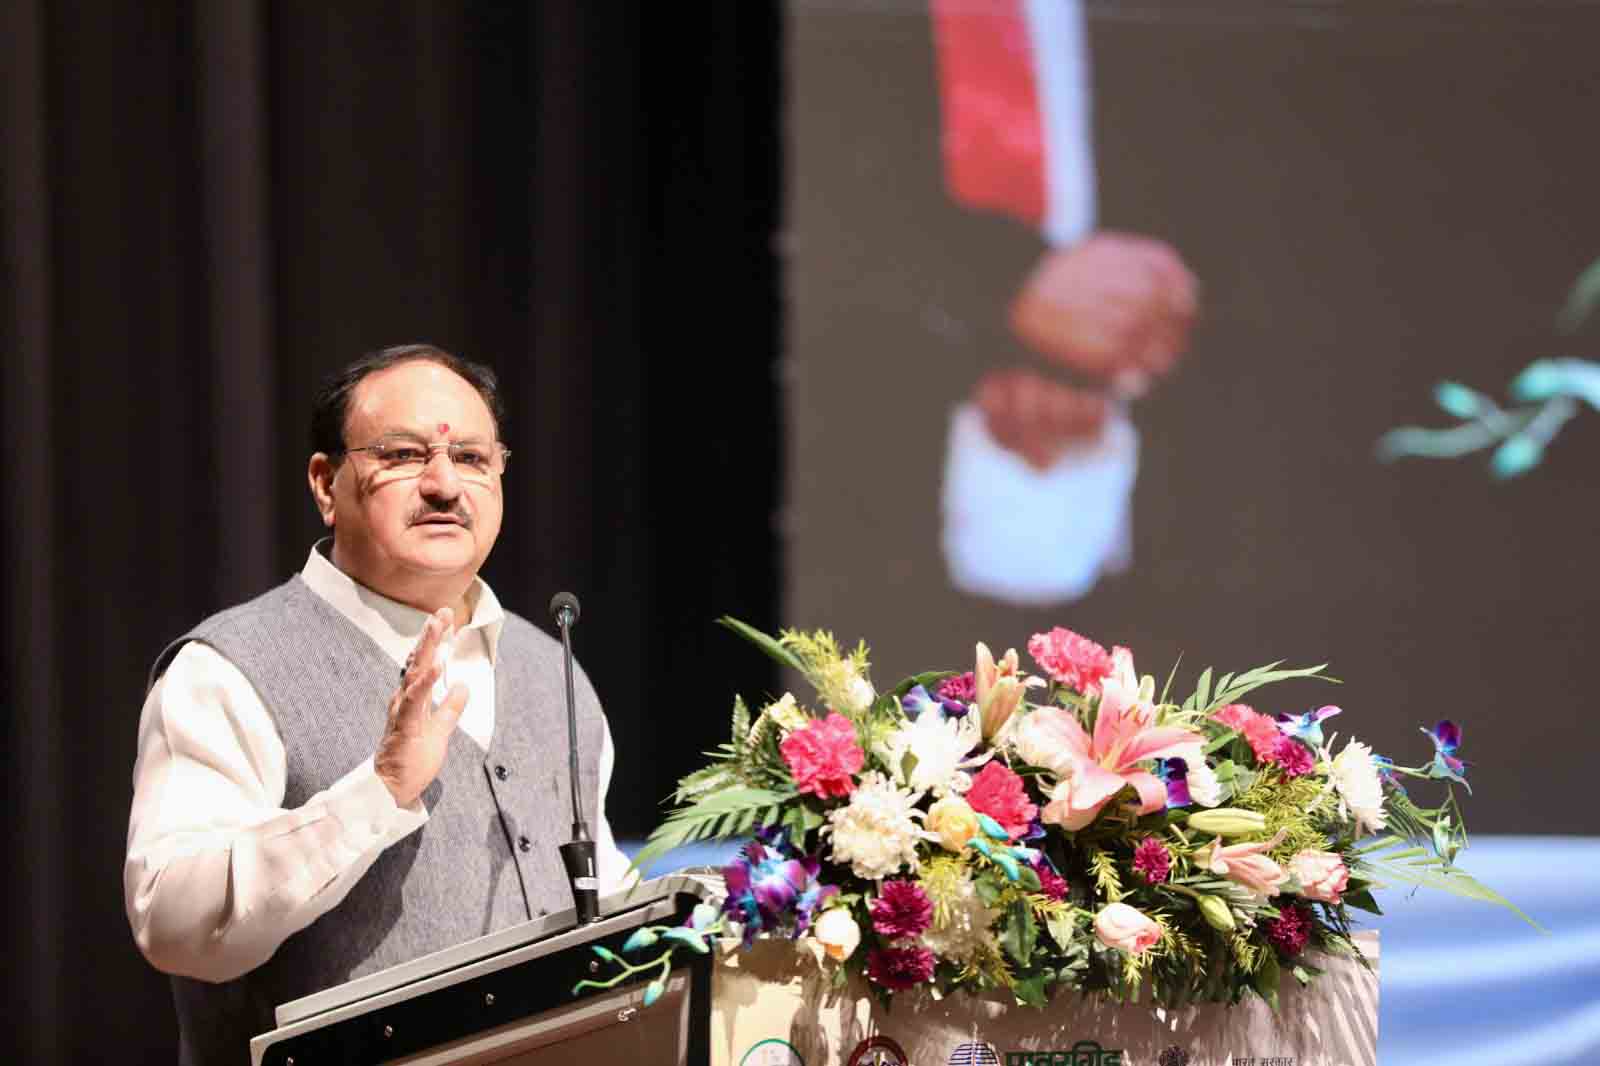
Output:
[{"xmin": 408, "ymin": 505, "xmax": 473, "ymax": 529}]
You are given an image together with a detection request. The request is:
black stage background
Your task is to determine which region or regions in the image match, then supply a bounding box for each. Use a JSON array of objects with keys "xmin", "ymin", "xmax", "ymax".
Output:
[{"xmin": 0, "ymin": 3, "xmax": 780, "ymax": 1060}]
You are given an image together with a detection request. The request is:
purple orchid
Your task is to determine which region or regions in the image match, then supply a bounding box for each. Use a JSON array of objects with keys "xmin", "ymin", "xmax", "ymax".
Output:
[
  {"xmin": 1423, "ymin": 720, "xmax": 1471, "ymax": 792},
  {"xmin": 902, "ymin": 683, "xmax": 969, "ymax": 721},
  {"xmin": 901, "ymin": 684, "xmax": 937, "ymax": 719},
  {"xmin": 1276, "ymin": 705, "xmax": 1341, "ymax": 748},
  {"xmin": 720, "ymin": 829, "xmax": 837, "ymax": 946},
  {"xmin": 1373, "ymin": 753, "xmax": 1407, "ymax": 794},
  {"xmin": 1155, "ymin": 756, "xmax": 1192, "ymax": 808}
]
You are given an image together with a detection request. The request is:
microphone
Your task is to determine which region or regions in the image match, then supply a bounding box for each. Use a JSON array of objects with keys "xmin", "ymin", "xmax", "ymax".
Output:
[{"xmin": 549, "ymin": 591, "xmax": 598, "ymax": 924}]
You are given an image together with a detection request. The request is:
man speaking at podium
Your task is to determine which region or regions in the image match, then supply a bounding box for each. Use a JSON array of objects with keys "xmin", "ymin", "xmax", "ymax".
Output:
[{"xmin": 124, "ymin": 345, "xmax": 633, "ymax": 1065}]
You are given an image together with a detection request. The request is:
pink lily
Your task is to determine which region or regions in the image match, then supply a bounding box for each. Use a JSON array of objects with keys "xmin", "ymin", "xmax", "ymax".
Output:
[
  {"xmin": 1199, "ymin": 829, "xmax": 1290, "ymax": 901},
  {"xmin": 1021, "ymin": 648, "xmax": 1204, "ymax": 830},
  {"xmin": 975, "ymin": 642, "xmax": 1025, "ymax": 741}
]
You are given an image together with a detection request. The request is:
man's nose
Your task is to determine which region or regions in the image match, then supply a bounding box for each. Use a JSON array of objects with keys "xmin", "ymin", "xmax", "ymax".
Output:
[{"xmin": 417, "ymin": 448, "xmax": 463, "ymax": 498}]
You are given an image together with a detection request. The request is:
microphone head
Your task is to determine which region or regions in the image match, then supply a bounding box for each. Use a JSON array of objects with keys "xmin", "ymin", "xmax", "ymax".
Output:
[{"xmin": 549, "ymin": 591, "xmax": 580, "ymax": 626}]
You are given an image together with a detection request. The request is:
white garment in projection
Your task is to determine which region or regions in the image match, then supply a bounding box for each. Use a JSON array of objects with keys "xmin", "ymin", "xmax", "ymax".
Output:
[{"xmin": 942, "ymin": 403, "xmax": 1138, "ymax": 605}]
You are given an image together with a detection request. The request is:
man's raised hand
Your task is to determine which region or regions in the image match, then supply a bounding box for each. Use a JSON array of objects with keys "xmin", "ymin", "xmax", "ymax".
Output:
[{"xmin": 375, "ymin": 608, "xmax": 469, "ymax": 808}]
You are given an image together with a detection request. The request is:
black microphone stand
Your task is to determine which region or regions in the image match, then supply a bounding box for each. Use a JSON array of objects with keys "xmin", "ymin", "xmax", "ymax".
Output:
[{"xmin": 550, "ymin": 591, "xmax": 599, "ymax": 924}]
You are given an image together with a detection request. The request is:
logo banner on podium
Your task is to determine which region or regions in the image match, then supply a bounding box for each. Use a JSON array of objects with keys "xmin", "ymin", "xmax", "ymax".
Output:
[{"xmin": 713, "ymin": 933, "xmax": 1376, "ymax": 1066}]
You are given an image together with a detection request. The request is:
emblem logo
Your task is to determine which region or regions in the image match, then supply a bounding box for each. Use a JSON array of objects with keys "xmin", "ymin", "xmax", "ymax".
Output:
[
  {"xmin": 948, "ymin": 1040, "xmax": 1001, "ymax": 1065},
  {"xmin": 739, "ymin": 1037, "xmax": 804, "ymax": 1066},
  {"xmin": 848, "ymin": 1035, "xmax": 910, "ymax": 1066},
  {"xmin": 1158, "ymin": 1046, "xmax": 1190, "ymax": 1066}
]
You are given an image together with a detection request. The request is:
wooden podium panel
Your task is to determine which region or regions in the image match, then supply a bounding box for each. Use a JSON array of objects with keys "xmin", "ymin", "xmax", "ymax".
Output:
[
  {"xmin": 250, "ymin": 876, "xmax": 716, "ymax": 1066},
  {"xmin": 383, "ymin": 972, "xmax": 693, "ymax": 1066}
]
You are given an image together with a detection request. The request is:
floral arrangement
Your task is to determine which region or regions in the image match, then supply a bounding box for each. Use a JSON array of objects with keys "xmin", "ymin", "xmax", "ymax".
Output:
[{"xmin": 607, "ymin": 619, "xmax": 1528, "ymax": 1011}]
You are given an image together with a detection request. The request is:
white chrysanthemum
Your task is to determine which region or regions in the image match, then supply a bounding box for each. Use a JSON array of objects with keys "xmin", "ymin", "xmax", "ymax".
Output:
[
  {"xmin": 1329, "ymin": 739, "xmax": 1387, "ymax": 836},
  {"xmin": 825, "ymin": 772, "xmax": 927, "ymax": 880},
  {"xmin": 920, "ymin": 869, "xmax": 1000, "ymax": 964},
  {"xmin": 879, "ymin": 711, "xmax": 984, "ymax": 795},
  {"xmin": 1186, "ymin": 759, "xmax": 1222, "ymax": 808}
]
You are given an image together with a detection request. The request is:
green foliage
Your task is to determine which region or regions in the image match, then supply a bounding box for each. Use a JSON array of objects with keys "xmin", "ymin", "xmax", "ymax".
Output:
[
  {"xmin": 1230, "ymin": 770, "xmax": 1334, "ymax": 862},
  {"xmin": 628, "ymin": 786, "xmax": 795, "ymax": 877},
  {"xmin": 717, "ymin": 616, "xmax": 805, "ymax": 673},
  {"xmin": 1558, "ymin": 253, "xmax": 1600, "ymax": 333},
  {"xmin": 919, "ymin": 854, "xmax": 970, "ymax": 929},
  {"xmin": 1350, "ymin": 833, "xmax": 1541, "ymax": 929},
  {"xmin": 1086, "ymin": 845, "xmax": 1125, "ymax": 904},
  {"xmin": 1350, "ymin": 786, "xmax": 1543, "ymax": 929},
  {"xmin": 1180, "ymin": 661, "xmax": 1338, "ymax": 716},
  {"xmin": 1253, "ymin": 949, "xmax": 1282, "ymax": 1010},
  {"xmin": 1036, "ymin": 900, "xmax": 1081, "ymax": 951},
  {"xmin": 776, "ymin": 625, "xmax": 872, "ymax": 715},
  {"xmin": 1000, "ymin": 899, "xmax": 1038, "ymax": 968},
  {"xmin": 888, "ymin": 670, "xmax": 957, "ymax": 702},
  {"xmin": 1229, "ymin": 931, "xmax": 1262, "ymax": 975}
]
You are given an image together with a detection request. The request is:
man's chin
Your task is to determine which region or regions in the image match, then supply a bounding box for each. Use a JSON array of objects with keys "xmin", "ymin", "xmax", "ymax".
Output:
[{"xmin": 398, "ymin": 530, "xmax": 478, "ymax": 573}]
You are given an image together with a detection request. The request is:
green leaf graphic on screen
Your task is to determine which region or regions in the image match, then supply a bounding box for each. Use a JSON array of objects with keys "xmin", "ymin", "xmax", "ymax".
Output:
[{"xmin": 1378, "ymin": 256, "xmax": 1599, "ymax": 477}]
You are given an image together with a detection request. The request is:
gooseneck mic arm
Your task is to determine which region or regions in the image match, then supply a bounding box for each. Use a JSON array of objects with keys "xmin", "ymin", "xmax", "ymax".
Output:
[{"xmin": 550, "ymin": 591, "xmax": 599, "ymax": 924}]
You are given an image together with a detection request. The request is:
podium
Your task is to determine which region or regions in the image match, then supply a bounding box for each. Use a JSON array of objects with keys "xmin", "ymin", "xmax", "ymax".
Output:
[{"xmin": 249, "ymin": 875, "xmax": 718, "ymax": 1066}]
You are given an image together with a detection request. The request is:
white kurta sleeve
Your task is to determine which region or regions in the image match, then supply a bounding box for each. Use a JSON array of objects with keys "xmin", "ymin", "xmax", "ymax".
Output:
[
  {"xmin": 593, "ymin": 716, "xmax": 640, "ymax": 895},
  {"xmin": 124, "ymin": 641, "xmax": 427, "ymax": 983}
]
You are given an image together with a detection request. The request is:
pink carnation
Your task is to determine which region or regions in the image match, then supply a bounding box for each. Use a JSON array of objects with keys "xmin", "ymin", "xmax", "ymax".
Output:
[
  {"xmin": 866, "ymin": 944, "xmax": 936, "ymax": 990},
  {"xmin": 1212, "ymin": 703, "xmax": 1257, "ymax": 731},
  {"xmin": 1132, "ymin": 837, "xmax": 1172, "ymax": 884},
  {"xmin": 1212, "ymin": 703, "xmax": 1283, "ymax": 764},
  {"xmin": 1027, "ymin": 627, "xmax": 1114, "ymax": 692},
  {"xmin": 1033, "ymin": 860, "xmax": 1070, "ymax": 901},
  {"xmin": 964, "ymin": 762, "xmax": 1038, "ymax": 840},
  {"xmin": 1272, "ymin": 736, "xmax": 1316, "ymax": 778},
  {"xmin": 779, "ymin": 712, "xmax": 864, "ymax": 799},
  {"xmin": 937, "ymin": 671, "xmax": 977, "ymax": 703}
]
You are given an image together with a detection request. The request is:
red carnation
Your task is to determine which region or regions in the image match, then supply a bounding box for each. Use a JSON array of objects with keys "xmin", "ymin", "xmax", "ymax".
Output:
[
  {"xmin": 1263, "ymin": 903, "xmax": 1314, "ymax": 958},
  {"xmin": 1132, "ymin": 837, "xmax": 1172, "ymax": 885},
  {"xmin": 779, "ymin": 712, "xmax": 864, "ymax": 799},
  {"xmin": 964, "ymin": 761, "xmax": 1038, "ymax": 840},
  {"xmin": 1271, "ymin": 736, "xmax": 1316, "ymax": 778},
  {"xmin": 870, "ymin": 879, "xmax": 934, "ymax": 939},
  {"xmin": 865, "ymin": 944, "xmax": 936, "ymax": 990}
]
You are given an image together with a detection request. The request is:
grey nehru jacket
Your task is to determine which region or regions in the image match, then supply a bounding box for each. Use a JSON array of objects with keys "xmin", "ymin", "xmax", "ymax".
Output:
[{"xmin": 148, "ymin": 575, "xmax": 606, "ymax": 1066}]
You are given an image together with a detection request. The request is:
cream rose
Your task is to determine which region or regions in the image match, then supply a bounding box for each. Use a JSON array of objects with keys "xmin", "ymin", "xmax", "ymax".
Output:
[
  {"xmin": 813, "ymin": 908, "xmax": 861, "ymax": 961},
  {"xmin": 1289, "ymin": 850, "xmax": 1350, "ymax": 904},
  {"xmin": 1093, "ymin": 902, "xmax": 1161, "ymax": 955},
  {"xmin": 926, "ymin": 795, "xmax": 982, "ymax": 853}
]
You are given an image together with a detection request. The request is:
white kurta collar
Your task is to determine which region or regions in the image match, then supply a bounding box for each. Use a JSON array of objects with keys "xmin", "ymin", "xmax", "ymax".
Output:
[{"xmin": 300, "ymin": 539, "xmax": 506, "ymax": 667}]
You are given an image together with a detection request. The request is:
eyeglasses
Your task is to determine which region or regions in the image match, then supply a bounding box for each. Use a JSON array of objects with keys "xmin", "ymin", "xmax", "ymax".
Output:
[{"xmin": 341, "ymin": 435, "xmax": 510, "ymax": 484}]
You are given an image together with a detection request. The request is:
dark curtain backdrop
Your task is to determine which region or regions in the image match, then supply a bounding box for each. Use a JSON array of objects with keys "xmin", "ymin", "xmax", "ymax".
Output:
[{"xmin": 0, "ymin": 2, "xmax": 781, "ymax": 1061}]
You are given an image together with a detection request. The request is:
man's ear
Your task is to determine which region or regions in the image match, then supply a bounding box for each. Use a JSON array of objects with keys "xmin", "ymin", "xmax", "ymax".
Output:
[{"xmin": 307, "ymin": 454, "xmax": 338, "ymax": 527}]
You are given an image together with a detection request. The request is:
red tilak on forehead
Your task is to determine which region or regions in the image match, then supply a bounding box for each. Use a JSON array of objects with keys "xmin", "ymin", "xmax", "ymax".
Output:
[{"xmin": 437, "ymin": 422, "xmax": 450, "ymax": 435}]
